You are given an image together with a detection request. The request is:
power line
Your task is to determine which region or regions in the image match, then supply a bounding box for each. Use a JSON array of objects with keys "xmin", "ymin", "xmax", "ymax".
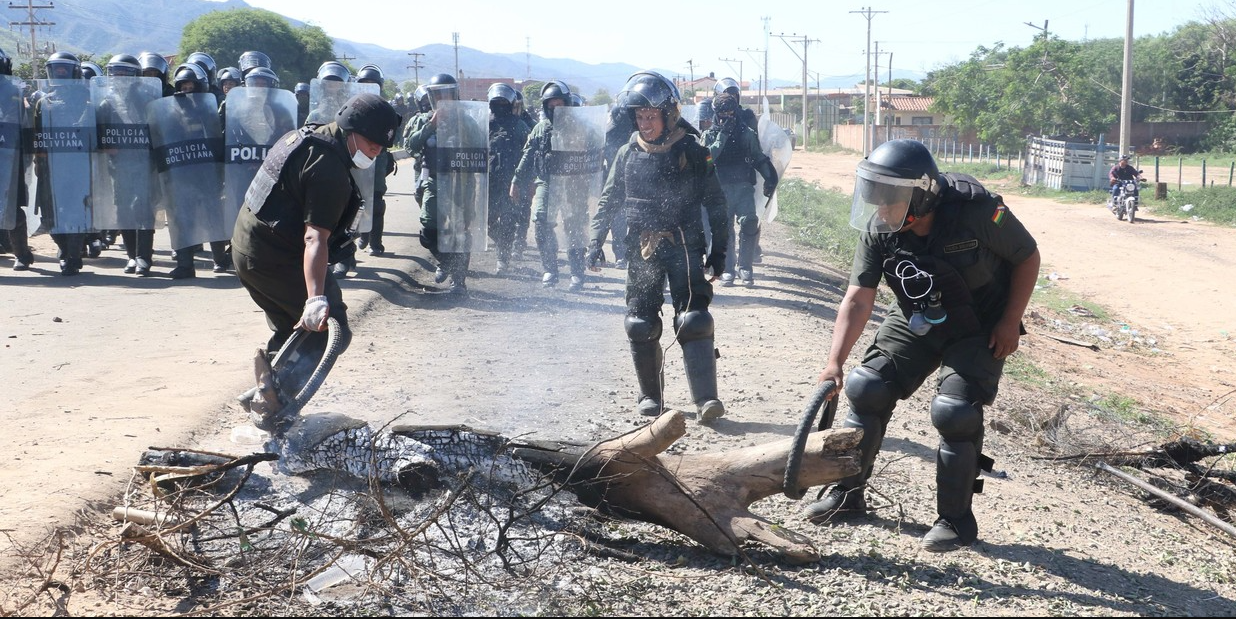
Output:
[
  {"xmin": 8, "ymin": 0, "xmax": 54, "ymax": 78},
  {"xmin": 406, "ymin": 51, "xmax": 425, "ymax": 84}
]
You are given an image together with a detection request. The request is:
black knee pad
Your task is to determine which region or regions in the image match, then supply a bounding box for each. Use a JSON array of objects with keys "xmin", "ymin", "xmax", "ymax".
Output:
[
  {"xmin": 930, "ymin": 394, "xmax": 983, "ymax": 440},
  {"xmin": 624, "ymin": 315, "xmax": 662, "ymax": 343},
  {"xmin": 673, "ymin": 310, "xmax": 714, "ymax": 343},
  {"xmin": 844, "ymin": 363, "xmax": 900, "ymax": 416},
  {"xmin": 739, "ymin": 215, "xmax": 760, "ymax": 237}
]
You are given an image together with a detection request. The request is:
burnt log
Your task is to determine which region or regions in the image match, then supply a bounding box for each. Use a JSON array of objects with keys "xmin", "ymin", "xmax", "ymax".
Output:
[{"xmin": 512, "ymin": 410, "xmax": 862, "ymax": 564}]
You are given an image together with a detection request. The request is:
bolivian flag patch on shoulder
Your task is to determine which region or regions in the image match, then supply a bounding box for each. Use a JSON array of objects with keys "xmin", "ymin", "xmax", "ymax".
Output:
[{"xmin": 991, "ymin": 203, "xmax": 1008, "ymax": 226}]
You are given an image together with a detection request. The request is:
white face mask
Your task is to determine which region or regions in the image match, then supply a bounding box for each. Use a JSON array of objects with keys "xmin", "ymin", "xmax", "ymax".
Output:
[{"xmin": 350, "ymin": 133, "xmax": 375, "ymax": 169}]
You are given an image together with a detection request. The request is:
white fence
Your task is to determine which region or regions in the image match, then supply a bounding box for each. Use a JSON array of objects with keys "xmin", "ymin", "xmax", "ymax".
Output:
[{"xmin": 1022, "ymin": 137, "xmax": 1119, "ymax": 191}]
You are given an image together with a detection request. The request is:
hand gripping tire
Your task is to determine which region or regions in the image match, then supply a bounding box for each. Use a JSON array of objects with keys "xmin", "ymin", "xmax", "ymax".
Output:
[
  {"xmin": 782, "ymin": 380, "xmax": 839, "ymax": 500},
  {"xmin": 260, "ymin": 317, "xmax": 344, "ymax": 432}
]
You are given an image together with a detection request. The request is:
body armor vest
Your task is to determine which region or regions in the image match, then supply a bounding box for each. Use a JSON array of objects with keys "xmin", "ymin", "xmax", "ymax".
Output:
[
  {"xmin": 244, "ymin": 124, "xmax": 363, "ymax": 259},
  {"xmin": 622, "ymin": 147, "xmax": 693, "ymax": 232},
  {"xmin": 712, "ymin": 124, "xmax": 756, "ymax": 184}
]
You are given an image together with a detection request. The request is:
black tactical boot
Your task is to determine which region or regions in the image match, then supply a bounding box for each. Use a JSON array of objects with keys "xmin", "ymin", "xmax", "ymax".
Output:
[{"xmin": 804, "ymin": 484, "xmax": 868, "ymax": 523}]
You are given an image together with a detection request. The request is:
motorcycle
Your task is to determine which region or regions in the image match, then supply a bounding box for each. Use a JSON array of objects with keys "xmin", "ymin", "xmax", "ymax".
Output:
[{"xmin": 1108, "ymin": 174, "xmax": 1143, "ymax": 223}]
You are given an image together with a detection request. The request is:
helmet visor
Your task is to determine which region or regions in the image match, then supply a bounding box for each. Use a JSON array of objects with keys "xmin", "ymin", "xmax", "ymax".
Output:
[
  {"xmin": 849, "ymin": 165, "xmax": 932, "ymax": 233},
  {"xmin": 426, "ymin": 83, "xmax": 459, "ymax": 108}
]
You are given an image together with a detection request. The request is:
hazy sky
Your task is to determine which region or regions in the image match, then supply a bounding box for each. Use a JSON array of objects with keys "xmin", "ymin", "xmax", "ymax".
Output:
[{"xmin": 232, "ymin": 0, "xmax": 1215, "ymax": 81}]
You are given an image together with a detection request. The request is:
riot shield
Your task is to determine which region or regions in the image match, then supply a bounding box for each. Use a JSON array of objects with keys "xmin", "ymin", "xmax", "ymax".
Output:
[
  {"xmin": 91, "ymin": 76, "xmax": 161, "ymax": 231},
  {"xmin": 0, "ymin": 76, "xmax": 25, "ymax": 231},
  {"xmin": 33, "ymin": 80, "xmax": 94, "ymax": 234},
  {"xmin": 222, "ymin": 87, "xmax": 298, "ymax": 219},
  {"xmin": 547, "ymin": 105, "xmax": 606, "ymax": 247},
  {"xmin": 680, "ymin": 104, "xmax": 699, "ymax": 132},
  {"xmin": 147, "ymin": 92, "xmax": 225, "ymax": 249},
  {"xmin": 433, "ymin": 100, "xmax": 489, "ymax": 253},
  {"xmin": 756, "ymin": 97, "xmax": 793, "ymax": 222},
  {"xmin": 308, "ymin": 80, "xmax": 380, "ymax": 232}
]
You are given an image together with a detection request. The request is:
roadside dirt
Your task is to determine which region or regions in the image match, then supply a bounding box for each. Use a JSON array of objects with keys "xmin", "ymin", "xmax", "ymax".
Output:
[{"xmin": 1, "ymin": 149, "xmax": 1234, "ymax": 615}]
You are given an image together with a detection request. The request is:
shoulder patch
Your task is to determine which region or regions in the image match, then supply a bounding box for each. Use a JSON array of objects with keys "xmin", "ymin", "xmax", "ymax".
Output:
[
  {"xmin": 991, "ymin": 203, "xmax": 1008, "ymax": 226},
  {"xmin": 943, "ymin": 239, "xmax": 979, "ymax": 253}
]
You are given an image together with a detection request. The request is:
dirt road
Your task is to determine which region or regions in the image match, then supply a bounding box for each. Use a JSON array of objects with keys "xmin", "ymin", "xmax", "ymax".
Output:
[{"xmin": 2, "ymin": 149, "xmax": 1235, "ymax": 615}]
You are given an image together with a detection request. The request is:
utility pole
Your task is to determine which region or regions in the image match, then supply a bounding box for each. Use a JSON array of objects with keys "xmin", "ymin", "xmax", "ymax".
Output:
[
  {"xmin": 9, "ymin": 0, "xmax": 54, "ymax": 79},
  {"xmin": 774, "ymin": 32, "xmax": 817, "ymax": 148},
  {"xmin": 886, "ymin": 51, "xmax": 893, "ymax": 142},
  {"xmin": 718, "ymin": 57, "xmax": 742, "ymax": 88},
  {"xmin": 525, "ymin": 37, "xmax": 531, "ymax": 80},
  {"xmin": 738, "ymin": 46, "xmax": 764, "ymax": 97},
  {"xmin": 406, "ymin": 51, "xmax": 425, "ymax": 84},
  {"xmin": 872, "ymin": 42, "xmax": 889, "ymax": 129},
  {"xmin": 1119, "ymin": 0, "xmax": 1134, "ymax": 157},
  {"xmin": 1025, "ymin": 20, "xmax": 1050, "ymax": 136},
  {"xmin": 686, "ymin": 59, "xmax": 695, "ymax": 85},
  {"xmin": 762, "ymin": 16, "xmax": 771, "ymax": 100},
  {"xmin": 452, "ymin": 32, "xmax": 460, "ymax": 79},
  {"xmin": 851, "ymin": 7, "xmax": 887, "ymax": 155},
  {"xmin": 335, "ymin": 53, "xmax": 356, "ymax": 63}
]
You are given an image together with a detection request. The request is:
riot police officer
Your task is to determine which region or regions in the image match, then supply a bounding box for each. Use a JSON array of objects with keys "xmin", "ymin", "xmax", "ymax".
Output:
[
  {"xmin": 232, "ymin": 93, "xmax": 400, "ymax": 417},
  {"xmin": 587, "ymin": 70, "xmax": 729, "ymax": 422},
  {"xmin": 218, "ymin": 67, "xmax": 242, "ymax": 99},
  {"xmin": 138, "ymin": 51, "xmax": 174, "ymax": 96},
  {"xmin": 33, "ymin": 52, "xmax": 92, "ymax": 275},
  {"xmin": 0, "ymin": 47, "xmax": 31, "ymax": 270},
  {"xmin": 166, "ymin": 62, "xmax": 230, "ymax": 279},
  {"xmin": 511, "ymin": 79, "xmax": 584, "ymax": 289},
  {"xmin": 294, "ymin": 82, "xmax": 310, "ymax": 127},
  {"xmin": 402, "ymin": 73, "xmax": 486, "ymax": 295},
  {"xmin": 186, "ymin": 51, "xmax": 223, "ymax": 101},
  {"xmin": 702, "ymin": 93, "xmax": 777, "ymax": 287},
  {"xmin": 805, "ymin": 139, "xmax": 1040, "ymax": 552},
  {"xmin": 486, "ymin": 82, "xmax": 531, "ymax": 274},
  {"xmin": 237, "ymin": 51, "xmax": 272, "ymax": 80},
  {"xmin": 354, "ymin": 64, "xmax": 396, "ymax": 259}
]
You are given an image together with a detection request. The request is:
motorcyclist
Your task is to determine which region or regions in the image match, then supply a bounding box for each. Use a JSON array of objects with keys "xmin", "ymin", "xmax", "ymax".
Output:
[{"xmin": 1108, "ymin": 155, "xmax": 1143, "ymax": 202}]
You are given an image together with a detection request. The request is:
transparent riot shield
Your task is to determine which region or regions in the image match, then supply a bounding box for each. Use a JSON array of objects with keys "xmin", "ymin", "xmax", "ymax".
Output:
[
  {"xmin": 308, "ymin": 80, "xmax": 380, "ymax": 232},
  {"xmin": 0, "ymin": 76, "xmax": 25, "ymax": 231},
  {"xmin": 680, "ymin": 104, "xmax": 699, "ymax": 132},
  {"xmin": 547, "ymin": 105, "xmax": 606, "ymax": 250},
  {"xmin": 433, "ymin": 100, "xmax": 489, "ymax": 253},
  {"xmin": 222, "ymin": 87, "xmax": 298, "ymax": 219},
  {"xmin": 147, "ymin": 92, "xmax": 225, "ymax": 249},
  {"xmin": 33, "ymin": 80, "xmax": 94, "ymax": 234},
  {"xmin": 756, "ymin": 97, "xmax": 793, "ymax": 222},
  {"xmin": 91, "ymin": 76, "xmax": 161, "ymax": 231}
]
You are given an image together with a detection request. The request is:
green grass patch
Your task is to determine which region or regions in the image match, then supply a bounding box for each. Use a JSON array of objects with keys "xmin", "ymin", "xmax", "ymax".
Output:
[
  {"xmin": 1091, "ymin": 393, "xmax": 1174, "ymax": 432},
  {"xmin": 1003, "ymin": 355, "xmax": 1055, "ymax": 391},
  {"xmin": 1158, "ymin": 185, "xmax": 1236, "ymax": 226},
  {"xmin": 773, "ymin": 178, "xmax": 860, "ymax": 265},
  {"xmin": 1032, "ymin": 276, "xmax": 1110, "ymax": 321},
  {"xmin": 1010, "ymin": 183, "xmax": 1111, "ymax": 205}
]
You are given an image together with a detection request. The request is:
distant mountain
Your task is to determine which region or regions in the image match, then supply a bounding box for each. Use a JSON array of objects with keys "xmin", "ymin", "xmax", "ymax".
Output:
[{"xmin": 10, "ymin": 0, "xmax": 922, "ymax": 97}]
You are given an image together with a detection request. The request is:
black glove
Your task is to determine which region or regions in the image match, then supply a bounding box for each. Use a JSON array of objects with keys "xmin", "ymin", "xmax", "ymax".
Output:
[
  {"xmin": 587, "ymin": 241, "xmax": 606, "ymax": 268},
  {"xmin": 704, "ymin": 249, "xmax": 726, "ymax": 277},
  {"xmin": 763, "ymin": 180, "xmax": 778, "ymax": 198}
]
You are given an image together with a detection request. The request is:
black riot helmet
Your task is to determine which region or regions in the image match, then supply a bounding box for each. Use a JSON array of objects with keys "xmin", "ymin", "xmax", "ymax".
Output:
[
  {"xmin": 106, "ymin": 53, "xmax": 141, "ymax": 77},
  {"xmin": 569, "ymin": 93, "xmax": 585, "ymax": 107},
  {"xmin": 172, "ymin": 62, "xmax": 209, "ymax": 94},
  {"xmin": 80, "ymin": 61, "xmax": 102, "ymax": 81},
  {"xmin": 238, "ymin": 51, "xmax": 272, "ymax": 77},
  {"xmin": 46, "ymin": 51, "xmax": 82, "ymax": 80},
  {"xmin": 336, "ymin": 92, "xmax": 402, "ymax": 148},
  {"xmin": 244, "ymin": 66, "xmax": 279, "ymax": 88},
  {"xmin": 317, "ymin": 60, "xmax": 352, "ymax": 82},
  {"xmin": 850, "ymin": 139, "xmax": 942, "ymax": 234},
  {"xmin": 355, "ymin": 63, "xmax": 384, "ymax": 85},
  {"xmin": 413, "ymin": 84, "xmax": 431, "ymax": 113},
  {"xmin": 0, "ymin": 48, "xmax": 10, "ymax": 76},
  {"xmin": 539, "ymin": 79, "xmax": 571, "ymax": 120},
  {"xmin": 425, "ymin": 73, "xmax": 459, "ymax": 108},
  {"xmin": 620, "ymin": 70, "xmax": 681, "ymax": 143},
  {"xmin": 294, "ymin": 81, "xmax": 310, "ymax": 96},
  {"xmin": 698, "ymin": 97, "xmax": 715, "ymax": 124},
  {"xmin": 137, "ymin": 51, "xmax": 168, "ymax": 81},
  {"xmin": 217, "ymin": 66, "xmax": 242, "ymax": 88},
  {"xmin": 186, "ymin": 52, "xmax": 217, "ymax": 87},
  {"xmin": 487, "ymin": 82, "xmax": 518, "ymax": 115},
  {"xmin": 714, "ymin": 77, "xmax": 740, "ymax": 98}
]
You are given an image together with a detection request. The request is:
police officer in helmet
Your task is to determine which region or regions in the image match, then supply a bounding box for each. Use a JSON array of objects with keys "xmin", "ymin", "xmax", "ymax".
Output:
[
  {"xmin": 232, "ymin": 92, "xmax": 401, "ymax": 425},
  {"xmin": 805, "ymin": 139, "xmax": 1040, "ymax": 552},
  {"xmin": 587, "ymin": 70, "xmax": 730, "ymax": 422},
  {"xmin": 486, "ymin": 82, "xmax": 531, "ymax": 274}
]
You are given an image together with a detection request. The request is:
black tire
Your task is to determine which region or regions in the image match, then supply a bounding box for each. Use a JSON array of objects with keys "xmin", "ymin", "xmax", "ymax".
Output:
[
  {"xmin": 270, "ymin": 317, "xmax": 344, "ymax": 417},
  {"xmin": 783, "ymin": 380, "xmax": 838, "ymax": 500}
]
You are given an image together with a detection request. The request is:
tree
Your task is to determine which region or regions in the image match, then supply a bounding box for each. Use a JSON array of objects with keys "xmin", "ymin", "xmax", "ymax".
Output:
[
  {"xmin": 591, "ymin": 88, "xmax": 612, "ymax": 107},
  {"xmin": 179, "ymin": 8, "xmax": 334, "ymax": 88}
]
